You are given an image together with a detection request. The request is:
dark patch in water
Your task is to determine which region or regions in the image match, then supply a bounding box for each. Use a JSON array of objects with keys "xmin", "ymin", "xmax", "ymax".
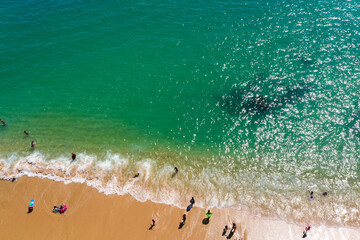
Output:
[
  {"xmin": 300, "ymin": 57, "xmax": 315, "ymax": 66},
  {"xmin": 218, "ymin": 81, "xmax": 312, "ymax": 116},
  {"xmin": 289, "ymin": 53, "xmax": 316, "ymax": 66},
  {"xmin": 280, "ymin": 86, "xmax": 311, "ymax": 104}
]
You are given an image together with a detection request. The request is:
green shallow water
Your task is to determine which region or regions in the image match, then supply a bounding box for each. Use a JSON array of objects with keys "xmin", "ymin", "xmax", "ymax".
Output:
[{"xmin": 1, "ymin": 0, "xmax": 360, "ymax": 228}]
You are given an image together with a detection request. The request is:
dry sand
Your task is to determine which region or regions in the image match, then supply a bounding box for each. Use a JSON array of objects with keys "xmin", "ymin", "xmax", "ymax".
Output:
[{"xmin": 0, "ymin": 176, "xmax": 358, "ymax": 240}]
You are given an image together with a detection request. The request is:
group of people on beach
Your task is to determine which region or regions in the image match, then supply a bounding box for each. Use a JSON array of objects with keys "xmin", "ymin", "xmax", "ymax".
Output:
[
  {"xmin": 26, "ymin": 199, "xmax": 67, "ymax": 215},
  {"xmin": 53, "ymin": 205, "xmax": 67, "ymax": 214},
  {"xmin": 222, "ymin": 223, "xmax": 237, "ymax": 238}
]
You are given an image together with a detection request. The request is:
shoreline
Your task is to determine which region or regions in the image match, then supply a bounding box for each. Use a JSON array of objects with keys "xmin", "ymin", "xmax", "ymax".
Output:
[
  {"xmin": 1, "ymin": 152, "xmax": 360, "ymax": 231},
  {"xmin": 0, "ymin": 176, "xmax": 359, "ymax": 240}
]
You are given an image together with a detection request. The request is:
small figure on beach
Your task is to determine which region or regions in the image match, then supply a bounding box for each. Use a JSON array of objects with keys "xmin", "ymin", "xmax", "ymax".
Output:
[
  {"xmin": 59, "ymin": 205, "xmax": 67, "ymax": 214},
  {"xmin": 28, "ymin": 199, "xmax": 35, "ymax": 214},
  {"xmin": 187, "ymin": 197, "xmax": 195, "ymax": 212},
  {"xmin": 206, "ymin": 210, "xmax": 213, "ymax": 219},
  {"xmin": 24, "ymin": 130, "xmax": 29, "ymax": 135},
  {"xmin": 179, "ymin": 214, "xmax": 186, "ymax": 229},
  {"xmin": 174, "ymin": 167, "xmax": 178, "ymax": 173},
  {"xmin": 302, "ymin": 225, "xmax": 311, "ymax": 238},
  {"xmin": 31, "ymin": 141, "xmax": 36, "ymax": 148},
  {"xmin": 149, "ymin": 219, "xmax": 155, "ymax": 230},
  {"xmin": 322, "ymin": 191, "xmax": 328, "ymax": 196},
  {"xmin": 11, "ymin": 177, "xmax": 16, "ymax": 182},
  {"xmin": 53, "ymin": 205, "xmax": 67, "ymax": 214},
  {"xmin": 72, "ymin": 153, "xmax": 76, "ymax": 161},
  {"xmin": 53, "ymin": 205, "xmax": 60, "ymax": 213},
  {"xmin": 133, "ymin": 173, "xmax": 140, "ymax": 178},
  {"xmin": 309, "ymin": 191, "xmax": 314, "ymax": 199},
  {"xmin": 202, "ymin": 210, "xmax": 213, "ymax": 225},
  {"xmin": 222, "ymin": 225, "xmax": 228, "ymax": 236},
  {"xmin": 231, "ymin": 223, "xmax": 237, "ymax": 233}
]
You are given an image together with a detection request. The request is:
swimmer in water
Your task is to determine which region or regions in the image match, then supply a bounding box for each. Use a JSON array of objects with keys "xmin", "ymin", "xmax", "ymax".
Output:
[
  {"xmin": 31, "ymin": 141, "xmax": 36, "ymax": 148},
  {"xmin": 24, "ymin": 131, "xmax": 29, "ymax": 135}
]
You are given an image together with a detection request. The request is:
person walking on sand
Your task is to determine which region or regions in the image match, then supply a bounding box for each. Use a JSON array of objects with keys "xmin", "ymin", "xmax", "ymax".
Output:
[
  {"xmin": 302, "ymin": 225, "xmax": 311, "ymax": 238},
  {"xmin": 206, "ymin": 210, "xmax": 213, "ymax": 218},
  {"xmin": 182, "ymin": 214, "xmax": 186, "ymax": 223},
  {"xmin": 31, "ymin": 141, "xmax": 36, "ymax": 148},
  {"xmin": 149, "ymin": 219, "xmax": 155, "ymax": 230},
  {"xmin": 222, "ymin": 225, "xmax": 228, "ymax": 236},
  {"xmin": 231, "ymin": 223, "xmax": 237, "ymax": 233}
]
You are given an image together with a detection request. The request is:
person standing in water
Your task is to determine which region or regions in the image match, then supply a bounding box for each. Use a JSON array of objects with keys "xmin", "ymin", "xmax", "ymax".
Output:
[
  {"xmin": 24, "ymin": 131, "xmax": 29, "ymax": 135},
  {"xmin": 190, "ymin": 197, "xmax": 195, "ymax": 205},
  {"xmin": 31, "ymin": 141, "xmax": 36, "ymax": 148},
  {"xmin": 72, "ymin": 153, "xmax": 76, "ymax": 161}
]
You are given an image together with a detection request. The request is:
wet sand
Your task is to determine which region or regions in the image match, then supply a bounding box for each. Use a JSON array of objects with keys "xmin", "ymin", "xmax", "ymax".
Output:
[{"xmin": 0, "ymin": 176, "xmax": 358, "ymax": 240}]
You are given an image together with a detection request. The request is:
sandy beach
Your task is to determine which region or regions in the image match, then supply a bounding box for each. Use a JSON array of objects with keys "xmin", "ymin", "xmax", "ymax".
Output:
[{"xmin": 0, "ymin": 176, "xmax": 358, "ymax": 240}]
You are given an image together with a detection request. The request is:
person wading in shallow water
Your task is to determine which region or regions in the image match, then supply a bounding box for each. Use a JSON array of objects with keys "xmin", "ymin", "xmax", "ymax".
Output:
[
  {"xmin": 72, "ymin": 153, "xmax": 76, "ymax": 161},
  {"xmin": 24, "ymin": 130, "xmax": 29, "ymax": 135},
  {"xmin": 31, "ymin": 141, "xmax": 36, "ymax": 148}
]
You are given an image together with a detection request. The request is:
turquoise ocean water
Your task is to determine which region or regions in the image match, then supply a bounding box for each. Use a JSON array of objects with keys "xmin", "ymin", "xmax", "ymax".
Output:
[{"xmin": 1, "ymin": 0, "xmax": 360, "ymax": 228}]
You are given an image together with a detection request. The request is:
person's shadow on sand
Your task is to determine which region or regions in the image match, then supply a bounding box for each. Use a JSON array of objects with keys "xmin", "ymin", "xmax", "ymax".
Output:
[
  {"xmin": 178, "ymin": 221, "xmax": 185, "ymax": 229},
  {"xmin": 227, "ymin": 231, "xmax": 234, "ymax": 239},
  {"xmin": 27, "ymin": 207, "xmax": 33, "ymax": 214},
  {"xmin": 202, "ymin": 217, "xmax": 209, "ymax": 225}
]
